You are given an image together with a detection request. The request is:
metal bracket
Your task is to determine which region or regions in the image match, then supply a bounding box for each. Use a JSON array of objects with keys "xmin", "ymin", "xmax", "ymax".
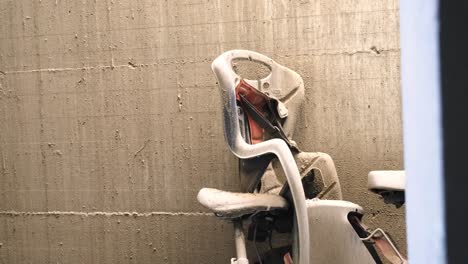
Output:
[
  {"xmin": 360, "ymin": 228, "xmax": 407, "ymax": 264},
  {"xmin": 231, "ymin": 257, "xmax": 249, "ymax": 264}
]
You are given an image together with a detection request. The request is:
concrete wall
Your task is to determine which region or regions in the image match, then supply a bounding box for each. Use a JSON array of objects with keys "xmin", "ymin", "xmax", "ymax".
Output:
[{"xmin": 0, "ymin": 0, "xmax": 403, "ymax": 263}]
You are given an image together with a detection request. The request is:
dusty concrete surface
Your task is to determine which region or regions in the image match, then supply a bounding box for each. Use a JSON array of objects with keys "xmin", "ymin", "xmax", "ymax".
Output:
[{"xmin": 0, "ymin": 0, "xmax": 404, "ymax": 263}]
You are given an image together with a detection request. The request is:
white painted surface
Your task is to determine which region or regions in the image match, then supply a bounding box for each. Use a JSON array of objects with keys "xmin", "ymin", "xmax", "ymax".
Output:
[
  {"xmin": 368, "ymin": 170, "xmax": 405, "ymax": 191},
  {"xmin": 400, "ymin": 0, "xmax": 446, "ymax": 263},
  {"xmin": 197, "ymin": 187, "xmax": 288, "ymax": 217}
]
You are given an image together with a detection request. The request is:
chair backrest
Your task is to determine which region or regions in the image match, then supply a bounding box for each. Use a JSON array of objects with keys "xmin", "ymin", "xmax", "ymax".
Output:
[
  {"xmin": 211, "ymin": 50, "xmax": 305, "ymax": 153},
  {"xmin": 212, "ymin": 50, "xmax": 306, "ymax": 192}
]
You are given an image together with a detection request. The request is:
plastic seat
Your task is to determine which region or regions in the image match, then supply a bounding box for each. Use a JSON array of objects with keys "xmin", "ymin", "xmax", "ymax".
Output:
[
  {"xmin": 197, "ymin": 188, "xmax": 288, "ymax": 218},
  {"xmin": 205, "ymin": 50, "xmax": 310, "ymax": 263},
  {"xmin": 368, "ymin": 170, "xmax": 405, "ymax": 192}
]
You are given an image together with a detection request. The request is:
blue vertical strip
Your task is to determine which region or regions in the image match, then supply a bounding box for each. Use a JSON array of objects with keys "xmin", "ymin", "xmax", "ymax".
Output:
[{"xmin": 400, "ymin": 1, "xmax": 446, "ymax": 263}]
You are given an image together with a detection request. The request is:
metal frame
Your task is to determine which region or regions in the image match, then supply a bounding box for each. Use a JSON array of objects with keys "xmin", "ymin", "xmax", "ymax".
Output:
[
  {"xmin": 211, "ymin": 50, "xmax": 310, "ymax": 264},
  {"xmin": 231, "ymin": 220, "xmax": 249, "ymax": 264}
]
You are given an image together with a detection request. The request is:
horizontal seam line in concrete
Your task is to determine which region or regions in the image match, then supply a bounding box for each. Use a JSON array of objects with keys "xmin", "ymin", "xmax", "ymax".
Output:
[
  {"xmin": 1, "ymin": 49, "xmax": 400, "ymax": 74},
  {"xmin": 0, "ymin": 211, "xmax": 214, "ymax": 217}
]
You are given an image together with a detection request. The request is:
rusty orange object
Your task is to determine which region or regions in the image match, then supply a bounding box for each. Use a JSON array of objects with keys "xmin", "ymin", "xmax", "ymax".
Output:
[{"xmin": 235, "ymin": 79, "xmax": 269, "ymax": 144}]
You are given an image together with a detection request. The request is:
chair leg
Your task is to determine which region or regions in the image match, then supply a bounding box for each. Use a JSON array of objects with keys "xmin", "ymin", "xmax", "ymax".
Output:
[{"xmin": 231, "ymin": 219, "xmax": 249, "ymax": 264}]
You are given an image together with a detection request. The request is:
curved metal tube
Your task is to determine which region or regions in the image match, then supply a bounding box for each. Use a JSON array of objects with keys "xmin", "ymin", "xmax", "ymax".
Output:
[{"xmin": 211, "ymin": 50, "xmax": 310, "ymax": 264}]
